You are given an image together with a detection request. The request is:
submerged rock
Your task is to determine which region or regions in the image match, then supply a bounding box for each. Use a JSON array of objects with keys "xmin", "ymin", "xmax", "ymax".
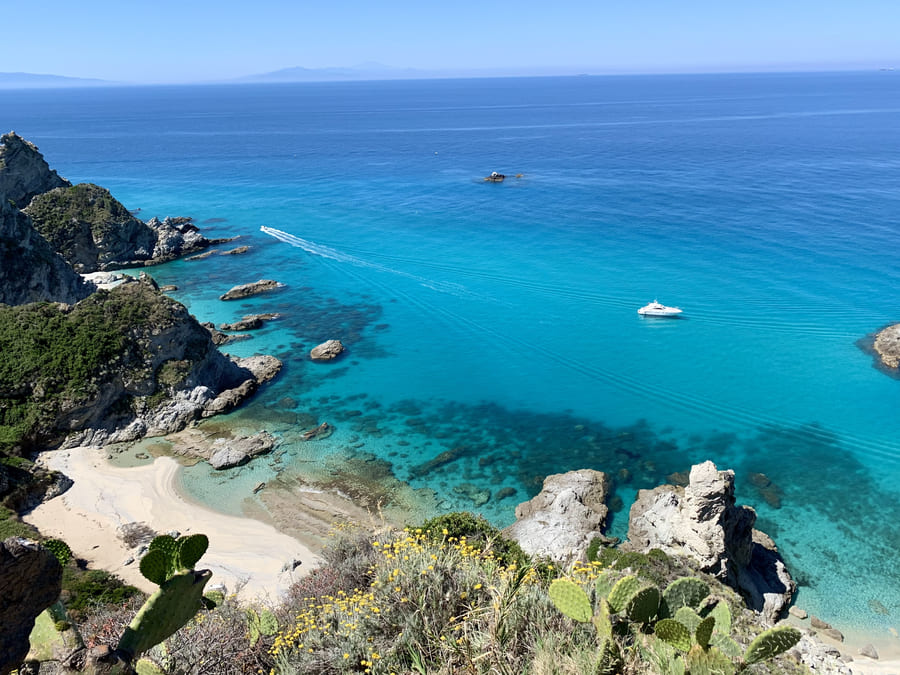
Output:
[
  {"xmin": 504, "ymin": 469, "xmax": 611, "ymax": 563},
  {"xmin": 623, "ymin": 460, "xmax": 796, "ymax": 624},
  {"xmin": 220, "ymin": 279, "xmax": 282, "ymax": 300},
  {"xmin": 310, "ymin": 339, "xmax": 345, "ymax": 360}
]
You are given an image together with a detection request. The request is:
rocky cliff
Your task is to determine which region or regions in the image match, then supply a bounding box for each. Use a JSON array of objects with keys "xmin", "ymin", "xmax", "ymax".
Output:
[
  {"xmin": 0, "ymin": 198, "xmax": 93, "ymax": 305},
  {"xmin": 0, "ymin": 132, "xmax": 69, "ymax": 208},
  {"xmin": 26, "ymin": 184, "xmax": 213, "ymax": 272},
  {"xmin": 0, "ymin": 275, "xmax": 281, "ymax": 453}
]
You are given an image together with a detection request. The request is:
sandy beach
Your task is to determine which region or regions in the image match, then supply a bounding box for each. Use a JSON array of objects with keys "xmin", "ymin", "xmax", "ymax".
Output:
[{"xmin": 24, "ymin": 445, "xmax": 320, "ymax": 601}]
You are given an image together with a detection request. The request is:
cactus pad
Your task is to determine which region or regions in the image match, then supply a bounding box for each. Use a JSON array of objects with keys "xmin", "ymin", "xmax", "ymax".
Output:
[
  {"xmin": 139, "ymin": 549, "xmax": 170, "ymax": 586},
  {"xmin": 655, "ymin": 618, "xmax": 692, "ymax": 652},
  {"xmin": 685, "ymin": 645, "xmax": 735, "ymax": 675},
  {"xmin": 743, "ymin": 625, "xmax": 801, "ymax": 665},
  {"xmin": 711, "ymin": 633, "xmax": 742, "ymax": 660},
  {"xmin": 595, "ymin": 570, "xmax": 615, "ymax": 599},
  {"xmin": 607, "ymin": 575, "xmax": 640, "ymax": 614},
  {"xmin": 695, "ymin": 615, "xmax": 715, "ymax": 649},
  {"xmin": 708, "ymin": 600, "xmax": 732, "ymax": 635},
  {"xmin": 176, "ymin": 533, "xmax": 208, "ymax": 569},
  {"xmin": 118, "ymin": 569, "xmax": 212, "ymax": 658},
  {"xmin": 661, "ymin": 577, "xmax": 709, "ymax": 617},
  {"xmin": 625, "ymin": 584, "xmax": 661, "ymax": 624},
  {"xmin": 135, "ymin": 658, "xmax": 167, "ymax": 675},
  {"xmin": 674, "ymin": 606, "xmax": 702, "ymax": 634},
  {"xmin": 549, "ymin": 578, "xmax": 592, "ymax": 623}
]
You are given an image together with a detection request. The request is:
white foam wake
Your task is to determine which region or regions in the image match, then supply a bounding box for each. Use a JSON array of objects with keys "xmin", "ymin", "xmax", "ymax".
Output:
[{"xmin": 260, "ymin": 226, "xmax": 472, "ymax": 297}]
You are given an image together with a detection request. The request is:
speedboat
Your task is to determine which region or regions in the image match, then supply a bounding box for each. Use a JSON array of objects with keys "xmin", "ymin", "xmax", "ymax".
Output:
[{"xmin": 638, "ymin": 300, "xmax": 683, "ymax": 317}]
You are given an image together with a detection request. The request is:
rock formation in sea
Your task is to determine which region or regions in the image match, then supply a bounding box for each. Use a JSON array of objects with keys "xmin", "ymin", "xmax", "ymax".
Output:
[
  {"xmin": 502, "ymin": 469, "xmax": 612, "ymax": 562},
  {"xmin": 871, "ymin": 323, "xmax": 900, "ymax": 369},
  {"xmin": 0, "ymin": 537, "xmax": 63, "ymax": 674},
  {"xmin": 219, "ymin": 279, "xmax": 282, "ymax": 301},
  {"xmin": 310, "ymin": 339, "xmax": 345, "ymax": 360},
  {"xmin": 622, "ymin": 460, "xmax": 795, "ymax": 624},
  {"xmin": 25, "ymin": 185, "xmax": 214, "ymax": 272}
]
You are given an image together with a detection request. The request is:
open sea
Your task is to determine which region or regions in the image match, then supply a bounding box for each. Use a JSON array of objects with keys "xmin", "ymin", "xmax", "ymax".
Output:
[{"xmin": 5, "ymin": 72, "xmax": 900, "ymax": 636}]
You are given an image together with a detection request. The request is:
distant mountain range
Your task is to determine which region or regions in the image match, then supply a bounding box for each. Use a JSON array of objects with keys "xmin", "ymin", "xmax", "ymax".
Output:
[
  {"xmin": 233, "ymin": 62, "xmax": 430, "ymax": 83},
  {"xmin": 0, "ymin": 72, "xmax": 115, "ymax": 89}
]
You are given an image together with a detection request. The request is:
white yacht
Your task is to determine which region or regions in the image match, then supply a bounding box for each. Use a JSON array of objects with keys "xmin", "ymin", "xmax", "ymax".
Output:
[{"xmin": 638, "ymin": 300, "xmax": 683, "ymax": 317}]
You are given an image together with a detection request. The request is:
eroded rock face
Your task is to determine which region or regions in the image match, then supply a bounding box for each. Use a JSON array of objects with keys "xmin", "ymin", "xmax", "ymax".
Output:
[
  {"xmin": 0, "ymin": 132, "xmax": 70, "ymax": 208},
  {"xmin": 503, "ymin": 469, "xmax": 611, "ymax": 563},
  {"xmin": 0, "ymin": 538, "xmax": 63, "ymax": 675},
  {"xmin": 0, "ymin": 199, "xmax": 93, "ymax": 305},
  {"xmin": 623, "ymin": 460, "xmax": 795, "ymax": 624},
  {"xmin": 310, "ymin": 339, "xmax": 345, "ymax": 361}
]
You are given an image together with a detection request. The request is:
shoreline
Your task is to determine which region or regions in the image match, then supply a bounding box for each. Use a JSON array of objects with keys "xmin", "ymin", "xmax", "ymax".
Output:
[{"xmin": 25, "ymin": 445, "xmax": 320, "ymax": 601}]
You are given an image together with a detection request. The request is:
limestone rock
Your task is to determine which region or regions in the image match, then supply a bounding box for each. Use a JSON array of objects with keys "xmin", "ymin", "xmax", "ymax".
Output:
[
  {"xmin": 872, "ymin": 324, "xmax": 900, "ymax": 369},
  {"xmin": 0, "ymin": 131, "xmax": 70, "ymax": 207},
  {"xmin": 208, "ymin": 431, "xmax": 277, "ymax": 469},
  {"xmin": 232, "ymin": 354, "xmax": 282, "ymax": 383},
  {"xmin": 0, "ymin": 537, "xmax": 63, "ymax": 675},
  {"xmin": 503, "ymin": 469, "xmax": 611, "ymax": 563},
  {"xmin": 859, "ymin": 643, "xmax": 879, "ymax": 659},
  {"xmin": 220, "ymin": 279, "xmax": 281, "ymax": 300},
  {"xmin": 788, "ymin": 606, "xmax": 808, "ymax": 619},
  {"xmin": 310, "ymin": 339, "xmax": 345, "ymax": 361},
  {"xmin": 220, "ymin": 314, "xmax": 279, "ymax": 332},
  {"xmin": 221, "ymin": 245, "xmax": 250, "ymax": 255},
  {"xmin": 624, "ymin": 460, "xmax": 796, "ymax": 624}
]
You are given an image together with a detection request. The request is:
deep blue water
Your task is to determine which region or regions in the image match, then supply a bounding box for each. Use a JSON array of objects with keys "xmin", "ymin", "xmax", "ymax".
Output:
[{"xmin": 5, "ymin": 72, "xmax": 900, "ymax": 634}]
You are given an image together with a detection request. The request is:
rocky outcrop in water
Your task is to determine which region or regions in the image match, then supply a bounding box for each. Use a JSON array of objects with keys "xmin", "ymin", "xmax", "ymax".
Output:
[
  {"xmin": 310, "ymin": 339, "xmax": 345, "ymax": 360},
  {"xmin": 504, "ymin": 469, "xmax": 612, "ymax": 563},
  {"xmin": 0, "ymin": 199, "xmax": 93, "ymax": 305},
  {"xmin": 0, "ymin": 132, "xmax": 70, "ymax": 208},
  {"xmin": 871, "ymin": 323, "xmax": 900, "ymax": 369},
  {"xmin": 25, "ymin": 184, "xmax": 213, "ymax": 272},
  {"xmin": 0, "ymin": 537, "xmax": 63, "ymax": 675},
  {"xmin": 207, "ymin": 431, "xmax": 277, "ymax": 469},
  {"xmin": 622, "ymin": 460, "xmax": 795, "ymax": 624},
  {"xmin": 220, "ymin": 279, "xmax": 282, "ymax": 300}
]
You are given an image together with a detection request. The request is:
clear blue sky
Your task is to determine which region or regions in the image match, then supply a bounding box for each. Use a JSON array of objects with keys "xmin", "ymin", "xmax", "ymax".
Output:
[{"xmin": 5, "ymin": 0, "xmax": 899, "ymax": 83}]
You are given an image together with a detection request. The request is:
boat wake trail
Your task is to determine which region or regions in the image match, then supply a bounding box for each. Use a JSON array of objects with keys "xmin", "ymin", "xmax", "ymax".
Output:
[{"xmin": 260, "ymin": 226, "xmax": 474, "ymax": 297}]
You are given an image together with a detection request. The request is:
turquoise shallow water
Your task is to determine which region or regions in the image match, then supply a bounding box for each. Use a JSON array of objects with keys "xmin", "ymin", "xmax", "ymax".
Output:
[{"xmin": 6, "ymin": 72, "xmax": 900, "ymax": 634}]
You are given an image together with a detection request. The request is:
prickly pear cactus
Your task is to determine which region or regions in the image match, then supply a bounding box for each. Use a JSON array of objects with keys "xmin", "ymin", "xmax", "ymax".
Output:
[
  {"xmin": 140, "ymin": 549, "xmax": 170, "ymax": 585},
  {"xmin": 118, "ymin": 569, "xmax": 213, "ymax": 659},
  {"xmin": 595, "ymin": 570, "xmax": 615, "ymax": 599},
  {"xmin": 176, "ymin": 533, "xmax": 208, "ymax": 570},
  {"xmin": 655, "ymin": 618, "xmax": 692, "ymax": 652},
  {"xmin": 607, "ymin": 575, "xmax": 641, "ymax": 614},
  {"xmin": 685, "ymin": 644, "xmax": 735, "ymax": 675},
  {"xmin": 711, "ymin": 632, "xmax": 742, "ymax": 661},
  {"xmin": 135, "ymin": 657, "xmax": 167, "ymax": 674},
  {"xmin": 694, "ymin": 615, "xmax": 715, "ymax": 649},
  {"xmin": 596, "ymin": 637, "xmax": 624, "ymax": 675},
  {"xmin": 549, "ymin": 578, "xmax": 593, "ymax": 623},
  {"xmin": 743, "ymin": 625, "xmax": 801, "ymax": 665},
  {"xmin": 43, "ymin": 538, "xmax": 72, "ymax": 566},
  {"xmin": 708, "ymin": 600, "xmax": 732, "ymax": 635},
  {"xmin": 661, "ymin": 577, "xmax": 709, "ymax": 617},
  {"xmin": 247, "ymin": 607, "xmax": 280, "ymax": 646},
  {"xmin": 624, "ymin": 584, "xmax": 661, "ymax": 624},
  {"xmin": 674, "ymin": 606, "xmax": 702, "ymax": 634}
]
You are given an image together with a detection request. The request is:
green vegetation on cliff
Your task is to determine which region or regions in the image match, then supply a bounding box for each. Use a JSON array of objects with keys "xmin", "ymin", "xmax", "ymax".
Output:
[{"xmin": 0, "ymin": 280, "xmax": 211, "ymax": 454}]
